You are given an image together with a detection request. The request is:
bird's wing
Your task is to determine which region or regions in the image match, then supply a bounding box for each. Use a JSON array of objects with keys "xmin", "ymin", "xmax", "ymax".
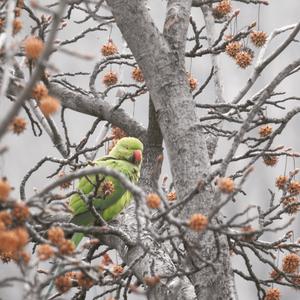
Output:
[{"xmin": 69, "ymin": 158, "xmax": 135, "ymax": 221}]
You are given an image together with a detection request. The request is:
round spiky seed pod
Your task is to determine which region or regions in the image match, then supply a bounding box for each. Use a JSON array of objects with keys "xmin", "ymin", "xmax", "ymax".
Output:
[
  {"xmin": 24, "ymin": 36, "xmax": 44, "ymax": 60},
  {"xmin": 37, "ymin": 244, "xmax": 54, "ymax": 261},
  {"xmin": 48, "ymin": 227, "xmax": 65, "ymax": 245},
  {"xmin": 101, "ymin": 39, "xmax": 118, "ymax": 56},
  {"xmin": 32, "ymin": 82, "xmax": 48, "ymax": 101},
  {"xmin": 131, "ymin": 67, "xmax": 144, "ymax": 82},
  {"xmin": 77, "ymin": 272, "xmax": 94, "ymax": 289},
  {"xmin": 218, "ymin": 177, "xmax": 235, "ymax": 193},
  {"xmin": 11, "ymin": 116, "xmax": 26, "ymax": 134},
  {"xmin": 0, "ymin": 178, "xmax": 11, "ymax": 202},
  {"xmin": 12, "ymin": 202, "xmax": 30, "ymax": 223},
  {"xmin": 167, "ymin": 191, "xmax": 176, "ymax": 201},
  {"xmin": 270, "ymin": 269, "xmax": 282, "ymax": 282},
  {"xmin": 188, "ymin": 75, "xmax": 198, "ymax": 91},
  {"xmin": 102, "ymin": 71, "xmax": 118, "ymax": 87},
  {"xmin": 263, "ymin": 155, "xmax": 278, "ymax": 167},
  {"xmin": 282, "ymin": 253, "xmax": 300, "ymax": 273},
  {"xmin": 112, "ymin": 265, "xmax": 124, "ymax": 276},
  {"xmin": 235, "ymin": 50, "xmax": 253, "ymax": 69},
  {"xmin": 213, "ymin": 0, "xmax": 232, "ymax": 19},
  {"xmin": 288, "ymin": 180, "xmax": 300, "ymax": 195},
  {"xmin": 282, "ymin": 197, "xmax": 299, "ymax": 215},
  {"xmin": 146, "ymin": 193, "xmax": 161, "ymax": 209},
  {"xmin": 59, "ymin": 239, "xmax": 75, "ymax": 255},
  {"xmin": 99, "ymin": 180, "xmax": 115, "ymax": 196},
  {"xmin": 12, "ymin": 18, "xmax": 22, "ymax": 35},
  {"xmin": 144, "ymin": 275, "xmax": 160, "ymax": 287},
  {"xmin": 39, "ymin": 96, "xmax": 60, "ymax": 117},
  {"xmin": 225, "ymin": 41, "xmax": 242, "ymax": 58},
  {"xmin": 189, "ymin": 213, "xmax": 208, "ymax": 231},
  {"xmin": 0, "ymin": 250, "xmax": 15, "ymax": 263},
  {"xmin": 250, "ymin": 30, "xmax": 267, "ymax": 47},
  {"xmin": 0, "ymin": 211, "xmax": 12, "ymax": 226},
  {"xmin": 275, "ymin": 175, "xmax": 288, "ymax": 190},
  {"xmin": 259, "ymin": 125, "xmax": 272, "ymax": 137},
  {"xmin": 264, "ymin": 287, "xmax": 280, "ymax": 300},
  {"xmin": 55, "ymin": 275, "xmax": 72, "ymax": 293}
]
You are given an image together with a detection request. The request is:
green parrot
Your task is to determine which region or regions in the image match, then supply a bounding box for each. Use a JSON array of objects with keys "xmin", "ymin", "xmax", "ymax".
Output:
[
  {"xmin": 46, "ymin": 137, "xmax": 143, "ymax": 297},
  {"xmin": 69, "ymin": 136, "xmax": 143, "ymax": 247}
]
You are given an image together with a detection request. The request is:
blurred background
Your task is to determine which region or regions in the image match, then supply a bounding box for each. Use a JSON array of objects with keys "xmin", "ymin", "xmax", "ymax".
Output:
[{"xmin": 1, "ymin": 0, "xmax": 300, "ymax": 299}]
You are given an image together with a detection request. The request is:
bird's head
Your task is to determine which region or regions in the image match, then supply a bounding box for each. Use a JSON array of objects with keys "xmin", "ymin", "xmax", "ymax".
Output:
[{"xmin": 109, "ymin": 137, "xmax": 144, "ymax": 167}]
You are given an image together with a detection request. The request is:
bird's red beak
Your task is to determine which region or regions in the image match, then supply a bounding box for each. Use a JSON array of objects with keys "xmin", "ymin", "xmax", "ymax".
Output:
[{"xmin": 133, "ymin": 150, "xmax": 142, "ymax": 164}]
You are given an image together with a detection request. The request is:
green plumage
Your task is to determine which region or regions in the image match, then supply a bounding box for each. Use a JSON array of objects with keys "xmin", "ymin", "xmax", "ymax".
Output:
[{"xmin": 69, "ymin": 137, "xmax": 143, "ymax": 246}]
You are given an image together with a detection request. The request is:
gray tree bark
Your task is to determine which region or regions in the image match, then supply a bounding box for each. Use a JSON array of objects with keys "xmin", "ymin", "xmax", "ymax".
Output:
[{"xmin": 106, "ymin": 1, "xmax": 233, "ymax": 299}]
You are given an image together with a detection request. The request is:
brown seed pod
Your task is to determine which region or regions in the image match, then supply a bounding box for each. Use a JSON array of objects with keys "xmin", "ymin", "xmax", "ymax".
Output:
[
  {"xmin": 167, "ymin": 191, "xmax": 176, "ymax": 201},
  {"xmin": 188, "ymin": 213, "xmax": 208, "ymax": 231},
  {"xmin": 102, "ymin": 71, "xmax": 118, "ymax": 87},
  {"xmin": 225, "ymin": 41, "xmax": 242, "ymax": 58},
  {"xmin": 188, "ymin": 75, "xmax": 198, "ymax": 91},
  {"xmin": 39, "ymin": 96, "xmax": 60, "ymax": 117},
  {"xmin": 12, "ymin": 202, "xmax": 30, "ymax": 223},
  {"xmin": 99, "ymin": 180, "xmax": 115, "ymax": 196},
  {"xmin": 282, "ymin": 197, "xmax": 299, "ymax": 215},
  {"xmin": 250, "ymin": 31, "xmax": 267, "ymax": 47},
  {"xmin": 112, "ymin": 265, "xmax": 124, "ymax": 276},
  {"xmin": 55, "ymin": 275, "xmax": 72, "ymax": 293},
  {"xmin": 77, "ymin": 272, "xmax": 94, "ymax": 289},
  {"xmin": 218, "ymin": 177, "xmax": 235, "ymax": 193},
  {"xmin": 12, "ymin": 18, "xmax": 22, "ymax": 35},
  {"xmin": 101, "ymin": 39, "xmax": 118, "ymax": 56},
  {"xmin": 37, "ymin": 244, "xmax": 54, "ymax": 261},
  {"xmin": 146, "ymin": 193, "xmax": 161, "ymax": 209},
  {"xmin": 59, "ymin": 239, "xmax": 75, "ymax": 255},
  {"xmin": 0, "ymin": 178, "xmax": 11, "ymax": 202},
  {"xmin": 288, "ymin": 180, "xmax": 300, "ymax": 195},
  {"xmin": 11, "ymin": 117, "xmax": 26, "ymax": 135},
  {"xmin": 144, "ymin": 275, "xmax": 160, "ymax": 287},
  {"xmin": 213, "ymin": 0, "xmax": 232, "ymax": 19},
  {"xmin": 259, "ymin": 125, "xmax": 272, "ymax": 137},
  {"xmin": 275, "ymin": 175, "xmax": 288, "ymax": 190},
  {"xmin": 264, "ymin": 287, "xmax": 280, "ymax": 300},
  {"xmin": 23, "ymin": 36, "xmax": 44, "ymax": 60},
  {"xmin": 235, "ymin": 50, "xmax": 253, "ymax": 69},
  {"xmin": 48, "ymin": 227, "xmax": 65, "ymax": 245},
  {"xmin": 282, "ymin": 253, "xmax": 300, "ymax": 273},
  {"xmin": 131, "ymin": 67, "xmax": 144, "ymax": 82},
  {"xmin": 263, "ymin": 155, "xmax": 278, "ymax": 167},
  {"xmin": 0, "ymin": 211, "xmax": 12, "ymax": 226},
  {"xmin": 32, "ymin": 82, "xmax": 48, "ymax": 101}
]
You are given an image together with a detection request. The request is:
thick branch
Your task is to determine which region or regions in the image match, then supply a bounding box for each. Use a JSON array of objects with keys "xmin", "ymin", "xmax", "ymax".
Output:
[{"xmin": 49, "ymin": 82, "xmax": 147, "ymax": 141}]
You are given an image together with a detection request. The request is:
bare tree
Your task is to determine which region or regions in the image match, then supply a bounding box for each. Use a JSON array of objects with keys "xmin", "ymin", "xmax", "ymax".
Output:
[{"xmin": 0, "ymin": 1, "xmax": 300, "ymax": 300}]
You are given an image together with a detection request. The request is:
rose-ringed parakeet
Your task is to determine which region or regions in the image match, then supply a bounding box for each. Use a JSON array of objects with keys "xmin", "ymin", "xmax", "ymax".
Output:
[
  {"xmin": 46, "ymin": 137, "xmax": 143, "ymax": 297},
  {"xmin": 69, "ymin": 137, "xmax": 143, "ymax": 247}
]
